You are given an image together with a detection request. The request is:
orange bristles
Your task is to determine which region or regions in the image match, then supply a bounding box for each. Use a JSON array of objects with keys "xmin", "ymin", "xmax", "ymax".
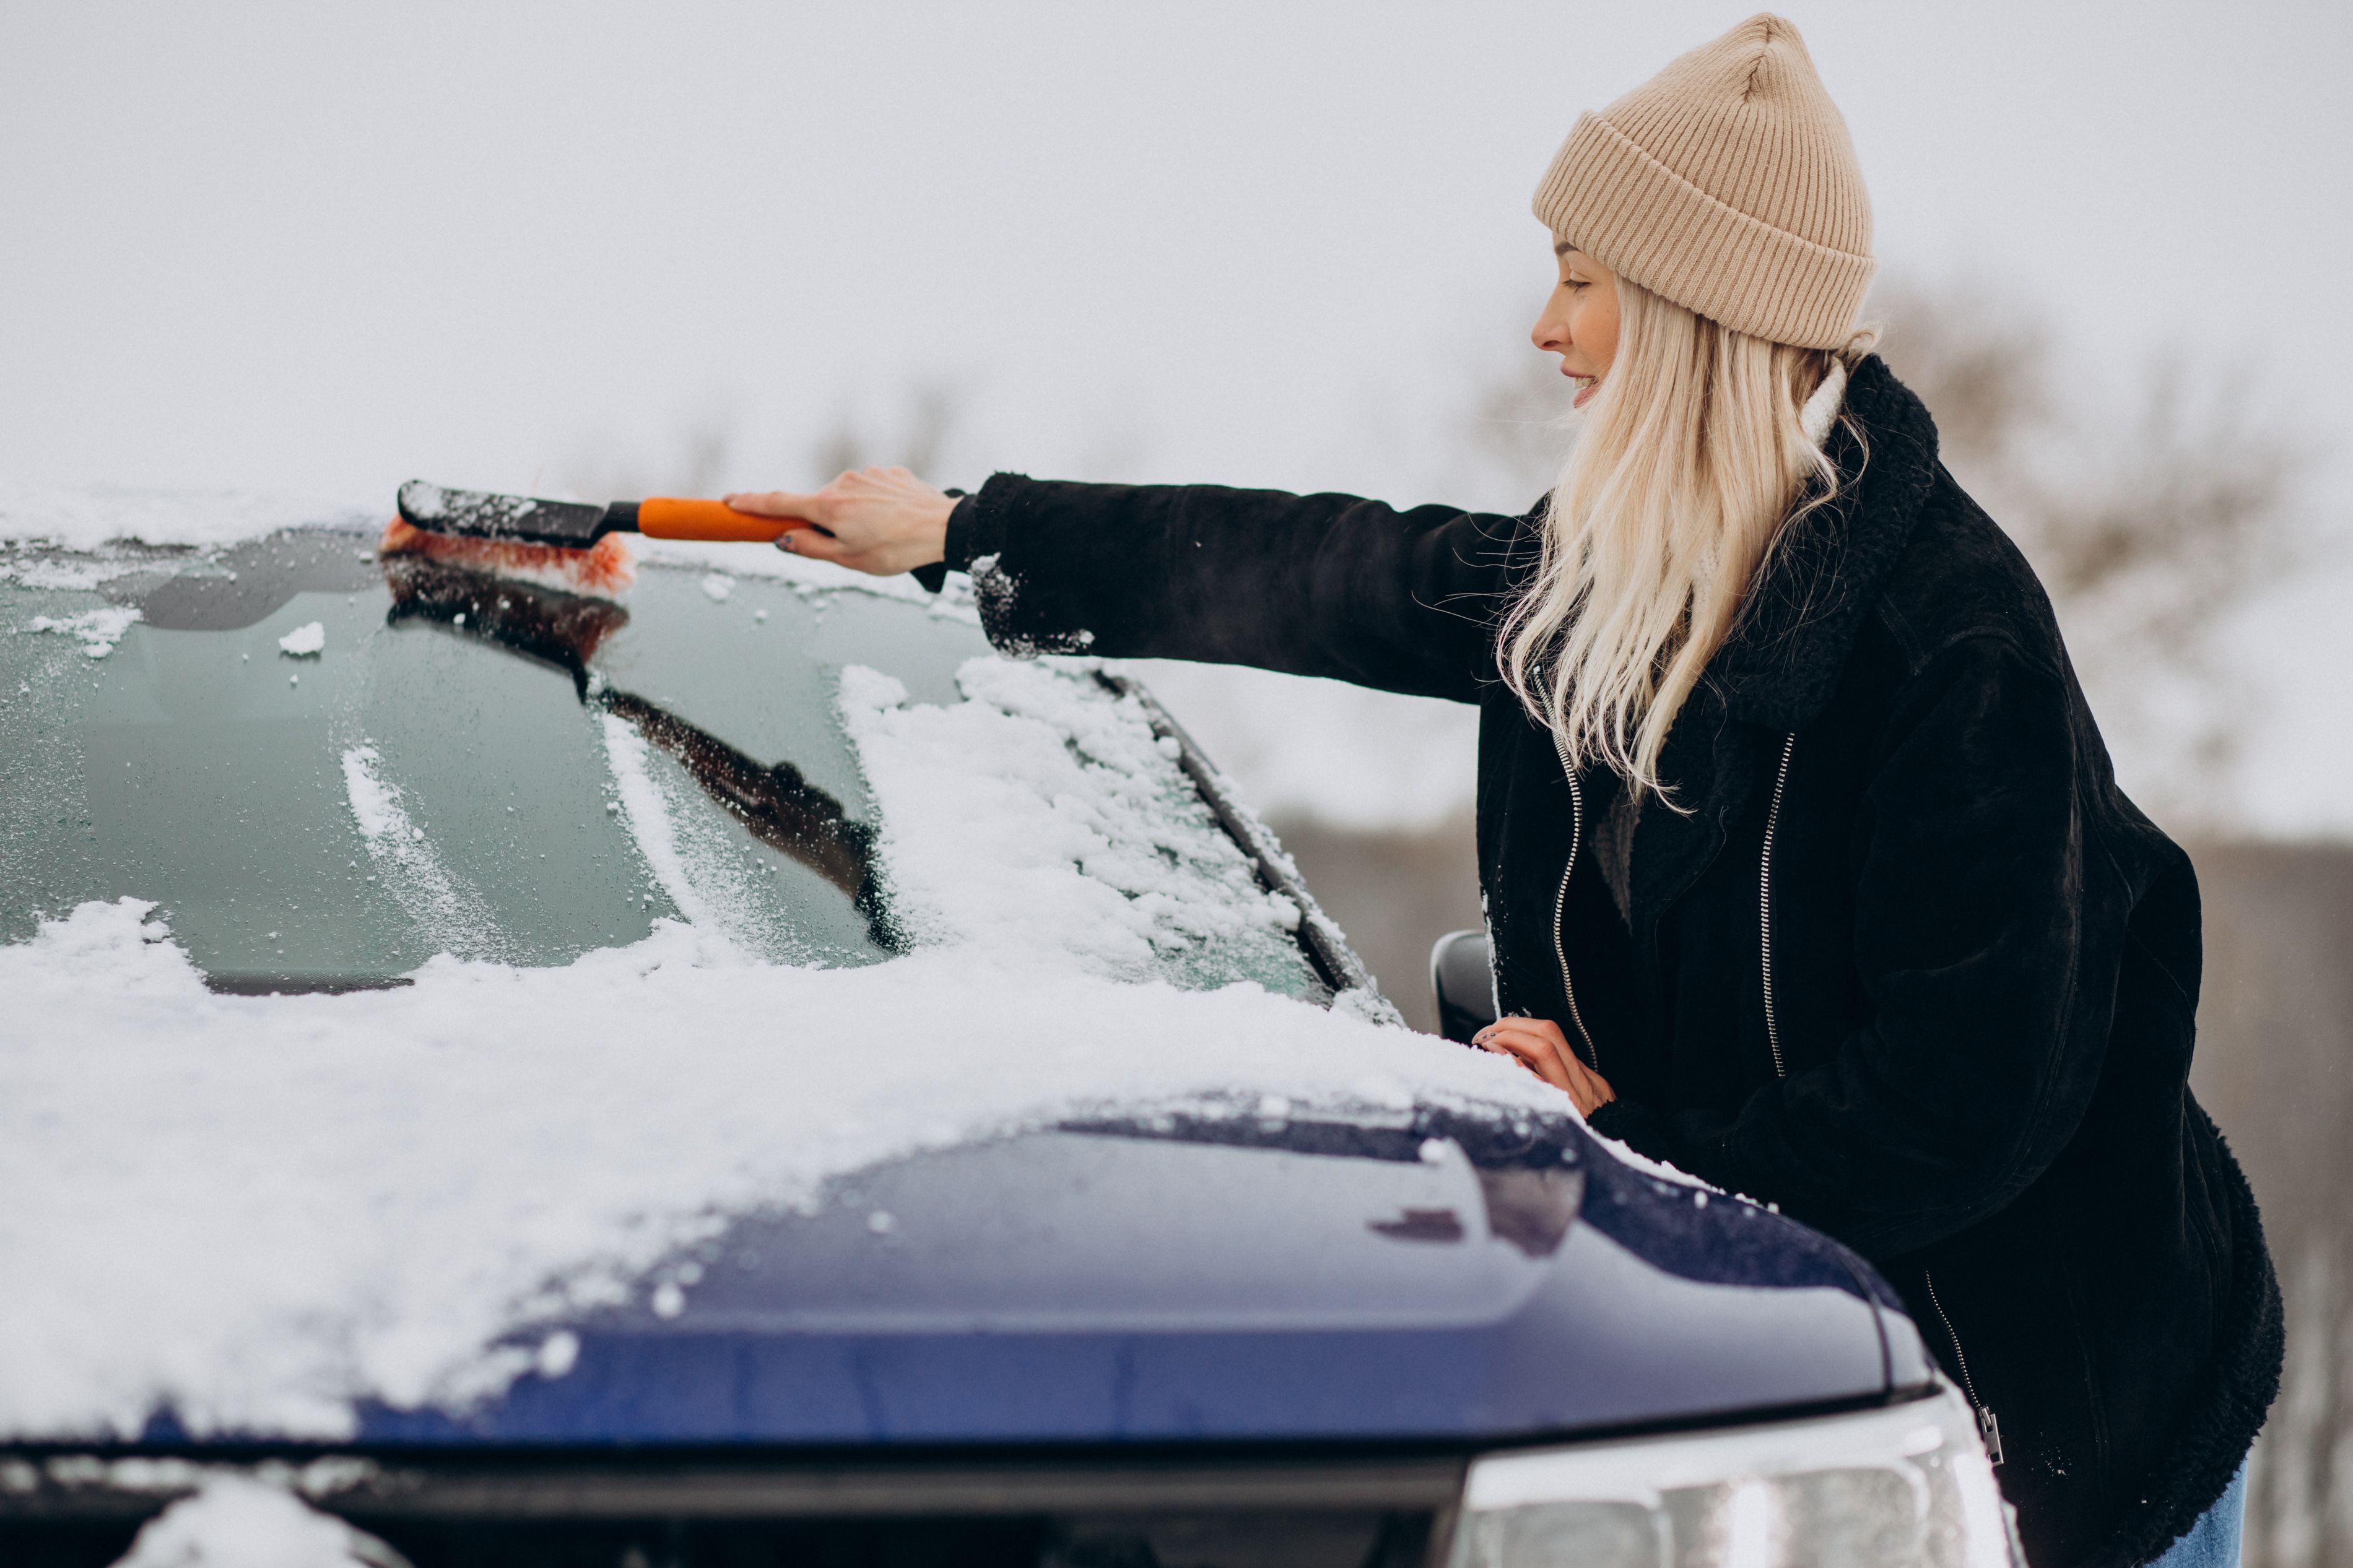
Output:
[{"xmin": 376, "ymin": 518, "xmax": 636, "ymax": 600}]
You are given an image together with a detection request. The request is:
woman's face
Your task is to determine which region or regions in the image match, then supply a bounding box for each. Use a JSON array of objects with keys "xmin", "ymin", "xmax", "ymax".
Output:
[{"xmin": 1531, "ymin": 244, "xmax": 1620, "ymax": 410}]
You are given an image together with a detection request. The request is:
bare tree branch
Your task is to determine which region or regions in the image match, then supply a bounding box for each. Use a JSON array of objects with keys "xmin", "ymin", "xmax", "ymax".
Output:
[
  {"xmin": 1863, "ymin": 277, "xmax": 2303, "ymax": 824},
  {"xmin": 810, "ymin": 384, "xmax": 965, "ymax": 485}
]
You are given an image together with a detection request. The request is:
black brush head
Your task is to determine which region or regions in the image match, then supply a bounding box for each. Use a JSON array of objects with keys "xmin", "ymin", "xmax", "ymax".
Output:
[{"xmin": 397, "ymin": 480, "xmax": 615, "ymax": 547}]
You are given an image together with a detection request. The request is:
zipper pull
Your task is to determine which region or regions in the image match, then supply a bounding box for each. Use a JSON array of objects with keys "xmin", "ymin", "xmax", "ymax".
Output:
[{"xmin": 1977, "ymin": 1406, "xmax": 2004, "ymax": 1467}]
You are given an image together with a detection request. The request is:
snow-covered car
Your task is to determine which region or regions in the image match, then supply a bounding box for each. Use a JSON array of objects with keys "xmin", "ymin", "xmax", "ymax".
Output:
[{"xmin": 0, "ymin": 516, "xmax": 2016, "ymax": 1567}]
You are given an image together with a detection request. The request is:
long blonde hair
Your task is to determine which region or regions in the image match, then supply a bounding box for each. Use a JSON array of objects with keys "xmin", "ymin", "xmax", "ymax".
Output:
[{"xmin": 1500, "ymin": 276, "xmax": 1855, "ymax": 802}]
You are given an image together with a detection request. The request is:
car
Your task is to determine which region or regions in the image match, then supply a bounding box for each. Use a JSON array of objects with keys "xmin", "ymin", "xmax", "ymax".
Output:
[{"xmin": 0, "ymin": 514, "xmax": 2017, "ymax": 1567}]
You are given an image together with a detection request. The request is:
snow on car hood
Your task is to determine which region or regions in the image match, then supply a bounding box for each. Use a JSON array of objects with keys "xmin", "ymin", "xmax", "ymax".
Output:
[
  {"xmin": 0, "ymin": 641, "xmax": 1565, "ymax": 1441},
  {"xmin": 1, "ymin": 906, "xmax": 1560, "ymax": 1442}
]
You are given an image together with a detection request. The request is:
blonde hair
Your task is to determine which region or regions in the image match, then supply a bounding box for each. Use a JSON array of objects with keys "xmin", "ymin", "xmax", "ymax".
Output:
[{"xmin": 1500, "ymin": 276, "xmax": 1856, "ymax": 803}]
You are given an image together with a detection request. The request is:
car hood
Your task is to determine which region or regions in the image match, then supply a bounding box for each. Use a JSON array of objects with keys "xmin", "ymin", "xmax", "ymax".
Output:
[{"xmin": 310, "ymin": 1111, "xmax": 1929, "ymax": 1449}]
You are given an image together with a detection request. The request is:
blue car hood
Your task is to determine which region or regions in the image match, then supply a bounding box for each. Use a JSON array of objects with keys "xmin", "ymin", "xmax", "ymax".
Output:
[{"xmin": 320, "ymin": 1111, "xmax": 1928, "ymax": 1449}]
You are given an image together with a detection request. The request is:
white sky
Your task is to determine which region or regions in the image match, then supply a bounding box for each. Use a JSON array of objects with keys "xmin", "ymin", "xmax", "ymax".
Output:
[{"xmin": 4, "ymin": 0, "xmax": 2348, "ymax": 829}]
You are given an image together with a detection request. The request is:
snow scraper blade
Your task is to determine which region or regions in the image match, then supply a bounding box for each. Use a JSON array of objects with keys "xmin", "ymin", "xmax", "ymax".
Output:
[{"xmin": 395, "ymin": 480, "xmax": 809, "ymax": 547}]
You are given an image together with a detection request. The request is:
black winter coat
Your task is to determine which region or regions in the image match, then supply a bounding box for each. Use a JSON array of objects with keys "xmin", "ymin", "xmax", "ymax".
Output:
[{"xmin": 935, "ymin": 356, "xmax": 2281, "ymax": 1568}]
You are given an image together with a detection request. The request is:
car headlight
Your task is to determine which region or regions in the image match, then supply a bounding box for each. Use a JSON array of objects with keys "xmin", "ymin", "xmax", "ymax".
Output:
[{"xmin": 1448, "ymin": 1386, "xmax": 2020, "ymax": 1568}]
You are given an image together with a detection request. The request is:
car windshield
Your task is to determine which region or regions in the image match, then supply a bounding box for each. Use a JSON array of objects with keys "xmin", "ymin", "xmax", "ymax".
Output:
[{"xmin": 0, "ymin": 527, "xmax": 1324, "ymax": 1000}]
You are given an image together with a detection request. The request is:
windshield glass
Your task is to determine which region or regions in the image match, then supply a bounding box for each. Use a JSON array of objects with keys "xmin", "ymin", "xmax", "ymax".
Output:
[{"xmin": 0, "ymin": 527, "xmax": 1323, "ymax": 1000}]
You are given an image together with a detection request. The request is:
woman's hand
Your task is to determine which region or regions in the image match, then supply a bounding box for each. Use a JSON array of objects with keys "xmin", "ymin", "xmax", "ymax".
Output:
[
  {"xmin": 723, "ymin": 467, "xmax": 955, "ymax": 578},
  {"xmin": 1476, "ymin": 1017, "xmax": 1616, "ymax": 1117}
]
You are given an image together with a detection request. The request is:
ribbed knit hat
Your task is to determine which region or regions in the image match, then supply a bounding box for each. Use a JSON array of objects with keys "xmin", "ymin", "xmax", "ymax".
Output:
[{"xmin": 1531, "ymin": 14, "xmax": 1873, "ymax": 351}]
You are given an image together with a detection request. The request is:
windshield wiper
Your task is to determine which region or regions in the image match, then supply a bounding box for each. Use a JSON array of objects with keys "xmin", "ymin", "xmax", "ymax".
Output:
[
  {"xmin": 380, "ymin": 555, "xmax": 901, "ymax": 950},
  {"xmin": 598, "ymin": 689, "xmax": 895, "ymax": 948}
]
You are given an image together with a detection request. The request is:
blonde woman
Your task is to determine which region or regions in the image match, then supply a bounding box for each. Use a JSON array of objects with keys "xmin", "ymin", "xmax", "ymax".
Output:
[{"xmin": 729, "ymin": 17, "xmax": 2279, "ymax": 1566}]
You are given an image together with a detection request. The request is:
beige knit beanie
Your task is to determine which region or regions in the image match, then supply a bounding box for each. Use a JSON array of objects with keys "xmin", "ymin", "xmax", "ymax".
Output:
[{"xmin": 1531, "ymin": 14, "xmax": 1873, "ymax": 351}]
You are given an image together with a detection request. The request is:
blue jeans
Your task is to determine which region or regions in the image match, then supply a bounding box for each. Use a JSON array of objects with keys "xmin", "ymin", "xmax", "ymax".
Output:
[{"xmin": 2147, "ymin": 1456, "xmax": 2250, "ymax": 1568}]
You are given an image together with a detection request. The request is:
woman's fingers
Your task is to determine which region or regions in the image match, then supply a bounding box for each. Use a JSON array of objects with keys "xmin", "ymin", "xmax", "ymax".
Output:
[
  {"xmin": 723, "ymin": 489, "xmax": 829, "ymax": 523},
  {"xmin": 1475, "ymin": 1017, "xmax": 1570, "ymax": 1059},
  {"xmin": 1483, "ymin": 1035, "xmax": 1561, "ymax": 1087},
  {"xmin": 777, "ymin": 527, "xmax": 848, "ymax": 562},
  {"xmin": 1474, "ymin": 1018, "xmax": 1617, "ymax": 1116},
  {"xmin": 1477, "ymin": 1022, "xmax": 1574, "ymax": 1094},
  {"xmin": 724, "ymin": 469, "xmax": 952, "ymax": 578}
]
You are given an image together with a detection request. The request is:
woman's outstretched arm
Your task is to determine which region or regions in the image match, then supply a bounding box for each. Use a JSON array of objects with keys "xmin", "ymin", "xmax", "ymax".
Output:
[{"xmin": 727, "ymin": 467, "xmax": 1530, "ymax": 704}]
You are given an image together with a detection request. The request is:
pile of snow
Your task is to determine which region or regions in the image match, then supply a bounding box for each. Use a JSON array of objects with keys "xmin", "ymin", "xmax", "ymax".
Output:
[
  {"xmin": 27, "ymin": 605, "xmax": 142, "ymax": 659},
  {"xmin": 0, "ymin": 483, "xmax": 373, "ymax": 553},
  {"xmin": 0, "ymin": 899, "xmax": 1557, "ymax": 1440},
  {"xmin": 108, "ymin": 1475, "xmax": 402, "ymax": 1568},
  {"xmin": 276, "ymin": 622, "xmax": 326, "ymax": 657},
  {"xmin": 0, "ymin": 552, "xmax": 147, "ymax": 593},
  {"xmin": 845, "ymin": 657, "xmax": 1305, "ymax": 982}
]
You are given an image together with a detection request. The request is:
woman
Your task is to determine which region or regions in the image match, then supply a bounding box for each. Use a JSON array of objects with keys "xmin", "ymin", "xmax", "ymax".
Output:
[{"xmin": 727, "ymin": 17, "xmax": 2280, "ymax": 1567}]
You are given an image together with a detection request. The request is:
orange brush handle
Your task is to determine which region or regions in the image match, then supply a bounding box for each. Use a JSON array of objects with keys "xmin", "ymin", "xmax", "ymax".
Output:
[{"xmin": 636, "ymin": 496, "xmax": 812, "ymax": 543}]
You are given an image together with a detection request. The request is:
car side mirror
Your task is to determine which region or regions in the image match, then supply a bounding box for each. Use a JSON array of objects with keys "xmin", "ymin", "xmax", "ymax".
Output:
[{"xmin": 1430, "ymin": 929, "xmax": 1498, "ymax": 1044}]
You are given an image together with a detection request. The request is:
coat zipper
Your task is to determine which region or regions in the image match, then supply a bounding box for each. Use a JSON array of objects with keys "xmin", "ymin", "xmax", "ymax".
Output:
[
  {"xmin": 1755, "ymin": 740, "xmax": 2002, "ymax": 1467},
  {"xmin": 1760, "ymin": 733, "xmax": 1797, "ymax": 1080},
  {"xmin": 1547, "ymin": 732, "xmax": 1601, "ymax": 1072},
  {"xmin": 1924, "ymin": 1268, "xmax": 2006, "ymax": 1466}
]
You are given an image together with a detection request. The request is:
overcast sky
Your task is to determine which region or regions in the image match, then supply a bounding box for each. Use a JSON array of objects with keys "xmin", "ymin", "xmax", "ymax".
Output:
[{"xmin": 5, "ymin": 0, "xmax": 2348, "ymax": 826}]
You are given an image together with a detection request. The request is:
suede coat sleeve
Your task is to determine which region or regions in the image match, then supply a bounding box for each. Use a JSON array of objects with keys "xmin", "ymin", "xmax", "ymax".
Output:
[
  {"xmin": 1596, "ymin": 630, "xmax": 2100, "ymax": 1260},
  {"xmin": 958, "ymin": 474, "xmax": 1527, "ymax": 704}
]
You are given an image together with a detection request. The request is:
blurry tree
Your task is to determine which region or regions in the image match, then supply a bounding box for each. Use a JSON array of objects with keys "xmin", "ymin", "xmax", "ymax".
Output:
[
  {"xmin": 2174, "ymin": 844, "xmax": 2353, "ymax": 1568},
  {"xmin": 561, "ymin": 385, "xmax": 968, "ymax": 503},
  {"xmin": 1452, "ymin": 278, "xmax": 2309, "ymax": 827},
  {"xmin": 1463, "ymin": 350, "xmax": 1573, "ymax": 509},
  {"xmin": 674, "ymin": 427, "xmax": 732, "ymax": 500},
  {"xmin": 559, "ymin": 420, "xmax": 732, "ymax": 506},
  {"xmin": 808, "ymin": 384, "xmax": 962, "ymax": 486},
  {"xmin": 1869, "ymin": 275, "xmax": 2306, "ymax": 826}
]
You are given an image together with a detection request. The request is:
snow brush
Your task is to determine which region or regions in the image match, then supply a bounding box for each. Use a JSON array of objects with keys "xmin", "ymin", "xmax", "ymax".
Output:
[{"xmin": 379, "ymin": 480, "xmax": 814, "ymax": 600}]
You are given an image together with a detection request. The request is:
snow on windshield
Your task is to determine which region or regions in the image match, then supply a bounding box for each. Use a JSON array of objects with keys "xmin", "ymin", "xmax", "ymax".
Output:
[
  {"xmin": 845, "ymin": 656, "xmax": 1308, "ymax": 985},
  {"xmin": 338, "ymin": 745, "xmax": 508, "ymax": 964},
  {"xmin": 636, "ymin": 532, "xmax": 980, "ymax": 619},
  {"xmin": 596, "ymin": 711, "xmax": 829, "ymax": 965},
  {"xmin": 276, "ymin": 621, "xmax": 326, "ymax": 657},
  {"xmin": 26, "ymin": 605, "xmax": 142, "ymax": 659},
  {"xmin": 0, "ymin": 626, "xmax": 1566, "ymax": 1440}
]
